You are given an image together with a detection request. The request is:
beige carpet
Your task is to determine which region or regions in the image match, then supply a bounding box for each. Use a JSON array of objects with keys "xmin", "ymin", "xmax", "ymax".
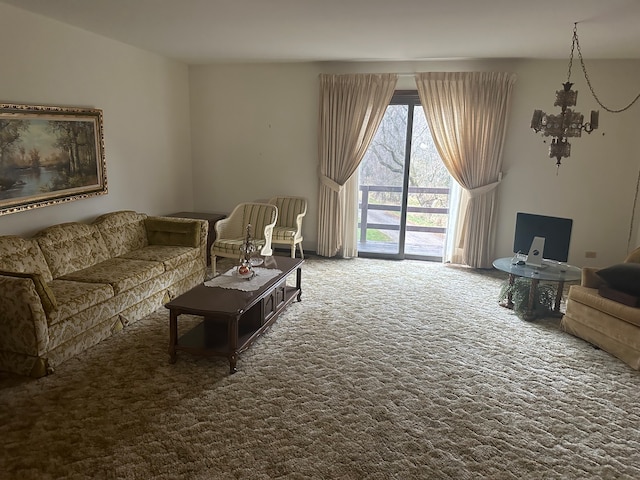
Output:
[{"xmin": 1, "ymin": 257, "xmax": 639, "ymax": 479}]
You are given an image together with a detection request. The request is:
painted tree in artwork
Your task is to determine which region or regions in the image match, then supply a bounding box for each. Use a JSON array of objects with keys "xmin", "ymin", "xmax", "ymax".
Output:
[
  {"xmin": 0, "ymin": 119, "xmax": 29, "ymax": 170},
  {"xmin": 47, "ymin": 120, "xmax": 97, "ymax": 180},
  {"xmin": 0, "ymin": 119, "xmax": 29, "ymax": 190}
]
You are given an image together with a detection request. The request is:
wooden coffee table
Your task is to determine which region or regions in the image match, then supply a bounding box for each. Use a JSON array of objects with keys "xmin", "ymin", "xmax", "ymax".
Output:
[{"xmin": 165, "ymin": 256, "xmax": 303, "ymax": 373}]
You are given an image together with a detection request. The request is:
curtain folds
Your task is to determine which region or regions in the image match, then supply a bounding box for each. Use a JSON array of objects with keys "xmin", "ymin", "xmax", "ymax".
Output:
[
  {"xmin": 415, "ymin": 72, "xmax": 516, "ymax": 268},
  {"xmin": 317, "ymin": 73, "xmax": 398, "ymax": 257}
]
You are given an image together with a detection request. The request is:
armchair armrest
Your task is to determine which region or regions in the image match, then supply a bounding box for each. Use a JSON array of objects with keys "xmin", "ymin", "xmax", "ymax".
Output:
[
  {"xmin": 214, "ymin": 216, "xmax": 241, "ymax": 239},
  {"xmin": 261, "ymin": 223, "xmax": 275, "ymax": 256}
]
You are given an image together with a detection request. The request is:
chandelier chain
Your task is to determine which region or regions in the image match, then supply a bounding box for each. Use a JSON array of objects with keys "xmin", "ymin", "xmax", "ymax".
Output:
[
  {"xmin": 566, "ymin": 24, "xmax": 576, "ymax": 82},
  {"xmin": 572, "ymin": 23, "xmax": 640, "ymax": 114},
  {"xmin": 629, "ymin": 168, "xmax": 640, "ymax": 253}
]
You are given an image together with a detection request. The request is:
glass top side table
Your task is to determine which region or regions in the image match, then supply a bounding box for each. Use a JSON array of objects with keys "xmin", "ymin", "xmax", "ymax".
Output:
[{"xmin": 492, "ymin": 257, "xmax": 582, "ymax": 320}]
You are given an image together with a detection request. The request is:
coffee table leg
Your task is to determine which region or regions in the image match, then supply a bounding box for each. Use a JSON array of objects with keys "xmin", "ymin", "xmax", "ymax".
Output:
[
  {"xmin": 229, "ymin": 354, "xmax": 238, "ymax": 374},
  {"xmin": 169, "ymin": 310, "xmax": 178, "ymax": 364},
  {"xmin": 228, "ymin": 316, "xmax": 239, "ymax": 374},
  {"xmin": 296, "ymin": 266, "xmax": 302, "ymax": 302}
]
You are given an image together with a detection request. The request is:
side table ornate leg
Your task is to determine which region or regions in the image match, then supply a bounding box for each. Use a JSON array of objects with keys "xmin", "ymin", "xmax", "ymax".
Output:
[
  {"xmin": 506, "ymin": 273, "xmax": 515, "ymax": 309},
  {"xmin": 554, "ymin": 280, "xmax": 565, "ymax": 314},
  {"xmin": 525, "ymin": 278, "xmax": 539, "ymax": 320}
]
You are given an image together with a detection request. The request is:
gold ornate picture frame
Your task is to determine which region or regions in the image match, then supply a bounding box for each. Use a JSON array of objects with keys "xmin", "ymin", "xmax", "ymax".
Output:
[{"xmin": 0, "ymin": 103, "xmax": 107, "ymax": 216}]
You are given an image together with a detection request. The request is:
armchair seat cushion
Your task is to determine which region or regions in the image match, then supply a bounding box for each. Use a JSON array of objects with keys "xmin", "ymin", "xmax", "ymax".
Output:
[
  {"xmin": 273, "ymin": 227, "xmax": 297, "ymax": 241},
  {"xmin": 212, "ymin": 238, "xmax": 266, "ymax": 256}
]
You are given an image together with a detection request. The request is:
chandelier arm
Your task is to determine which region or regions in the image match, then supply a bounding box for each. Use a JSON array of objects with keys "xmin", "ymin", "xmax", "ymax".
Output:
[{"xmin": 574, "ymin": 24, "xmax": 640, "ymax": 114}]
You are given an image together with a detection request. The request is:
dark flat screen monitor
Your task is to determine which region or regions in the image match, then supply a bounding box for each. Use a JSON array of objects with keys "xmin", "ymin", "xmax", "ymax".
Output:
[{"xmin": 513, "ymin": 212, "xmax": 573, "ymax": 262}]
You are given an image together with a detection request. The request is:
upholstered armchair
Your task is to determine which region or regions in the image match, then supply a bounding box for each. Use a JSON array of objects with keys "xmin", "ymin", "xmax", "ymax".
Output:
[
  {"xmin": 210, "ymin": 203, "xmax": 278, "ymax": 276},
  {"xmin": 268, "ymin": 196, "xmax": 307, "ymax": 259}
]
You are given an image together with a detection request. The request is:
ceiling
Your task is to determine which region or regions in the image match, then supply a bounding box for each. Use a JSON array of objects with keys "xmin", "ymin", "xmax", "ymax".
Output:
[{"xmin": 3, "ymin": 0, "xmax": 640, "ymax": 64}]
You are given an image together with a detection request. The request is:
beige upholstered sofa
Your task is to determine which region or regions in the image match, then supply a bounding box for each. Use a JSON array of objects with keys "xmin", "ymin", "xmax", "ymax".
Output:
[
  {"xmin": 0, "ymin": 210, "xmax": 207, "ymax": 378},
  {"xmin": 562, "ymin": 247, "xmax": 640, "ymax": 370}
]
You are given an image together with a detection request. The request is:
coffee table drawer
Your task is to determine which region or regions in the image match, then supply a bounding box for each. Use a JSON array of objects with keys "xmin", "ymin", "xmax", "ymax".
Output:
[{"xmin": 263, "ymin": 279, "xmax": 287, "ymax": 323}]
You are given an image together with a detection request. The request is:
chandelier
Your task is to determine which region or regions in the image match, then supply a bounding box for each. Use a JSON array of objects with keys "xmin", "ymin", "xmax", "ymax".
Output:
[{"xmin": 531, "ymin": 22, "xmax": 640, "ymax": 168}]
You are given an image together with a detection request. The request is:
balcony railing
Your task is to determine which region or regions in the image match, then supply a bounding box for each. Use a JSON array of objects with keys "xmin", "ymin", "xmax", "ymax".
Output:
[{"xmin": 358, "ymin": 185, "xmax": 450, "ymax": 244}]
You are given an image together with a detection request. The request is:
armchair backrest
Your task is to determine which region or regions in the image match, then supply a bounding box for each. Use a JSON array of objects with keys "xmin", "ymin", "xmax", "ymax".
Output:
[
  {"xmin": 216, "ymin": 202, "xmax": 278, "ymax": 241},
  {"xmin": 269, "ymin": 196, "xmax": 307, "ymax": 230},
  {"xmin": 241, "ymin": 203, "xmax": 278, "ymax": 240}
]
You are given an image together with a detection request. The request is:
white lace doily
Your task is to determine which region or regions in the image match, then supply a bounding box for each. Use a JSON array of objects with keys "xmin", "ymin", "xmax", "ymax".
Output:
[{"xmin": 204, "ymin": 267, "xmax": 283, "ymax": 292}]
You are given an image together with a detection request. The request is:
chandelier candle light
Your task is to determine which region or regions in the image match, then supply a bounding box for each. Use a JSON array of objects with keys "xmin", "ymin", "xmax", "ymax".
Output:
[{"xmin": 531, "ymin": 23, "xmax": 599, "ymax": 167}]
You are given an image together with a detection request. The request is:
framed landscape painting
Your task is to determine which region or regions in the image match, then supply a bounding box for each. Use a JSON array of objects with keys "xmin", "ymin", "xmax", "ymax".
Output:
[{"xmin": 0, "ymin": 103, "xmax": 107, "ymax": 216}]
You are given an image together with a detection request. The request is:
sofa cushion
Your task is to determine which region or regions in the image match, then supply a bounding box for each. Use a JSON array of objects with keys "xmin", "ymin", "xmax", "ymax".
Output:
[
  {"xmin": 94, "ymin": 211, "xmax": 148, "ymax": 257},
  {"xmin": 0, "ymin": 236, "xmax": 54, "ymax": 283},
  {"xmin": 119, "ymin": 245, "xmax": 200, "ymax": 271},
  {"xmin": 598, "ymin": 285, "xmax": 640, "ymax": 307},
  {"xmin": 596, "ymin": 263, "xmax": 640, "ymax": 296},
  {"xmin": 36, "ymin": 223, "xmax": 111, "ymax": 279},
  {"xmin": 568, "ymin": 285, "xmax": 640, "ymax": 328},
  {"xmin": 48, "ymin": 279, "xmax": 115, "ymax": 326},
  {"xmin": 59, "ymin": 258, "xmax": 164, "ymax": 295},
  {"xmin": 145, "ymin": 217, "xmax": 200, "ymax": 247}
]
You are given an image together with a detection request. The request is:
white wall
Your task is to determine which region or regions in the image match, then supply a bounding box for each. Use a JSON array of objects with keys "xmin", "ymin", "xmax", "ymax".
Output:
[
  {"xmin": 190, "ymin": 58, "xmax": 640, "ymax": 267},
  {"xmin": 189, "ymin": 63, "xmax": 322, "ymax": 247},
  {"xmin": 0, "ymin": 4, "xmax": 194, "ymax": 237},
  {"xmin": 499, "ymin": 59, "xmax": 640, "ymax": 268},
  {"xmin": 4, "ymin": 2, "xmax": 638, "ymax": 267}
]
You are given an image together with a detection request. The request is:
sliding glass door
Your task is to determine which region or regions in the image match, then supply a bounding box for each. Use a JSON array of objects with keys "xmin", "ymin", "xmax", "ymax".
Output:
[{"xmin": 357, "ymin": 91, "xmax": 452, "ymax": 261}]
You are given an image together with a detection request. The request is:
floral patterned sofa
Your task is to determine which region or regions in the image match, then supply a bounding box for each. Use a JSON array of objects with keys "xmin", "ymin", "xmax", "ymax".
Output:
[{"xmin": 0, "ymin": 210, "xmax": 207, "ymax": 378}]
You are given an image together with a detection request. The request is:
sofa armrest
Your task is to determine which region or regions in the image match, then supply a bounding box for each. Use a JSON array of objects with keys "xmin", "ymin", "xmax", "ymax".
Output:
[
  {"xmin": 0, "ymin": 274, "xmax": 51, "ymax": 357},
  {"xmin": 581, "ymin": 267, "xmax": 606, "ymax": 289},
  {"xmin": 145, "ymin": 217, "xmax": 206, "ymax": 248}
]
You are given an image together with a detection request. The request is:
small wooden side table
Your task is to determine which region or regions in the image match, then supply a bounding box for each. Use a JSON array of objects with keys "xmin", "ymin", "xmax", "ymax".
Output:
[{"xmin": 166, "ymin": 212, "xmax": 227, "ymax": 265}]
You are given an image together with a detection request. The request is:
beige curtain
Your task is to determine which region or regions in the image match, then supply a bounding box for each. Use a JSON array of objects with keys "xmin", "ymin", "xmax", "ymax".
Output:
[
  {"xmin": 415, "ymin": 72, "xmax": 516, "ymax": 268},
  {"xmin": 317, "ymin": 73, "xmax": 398, "ymax": 257}
]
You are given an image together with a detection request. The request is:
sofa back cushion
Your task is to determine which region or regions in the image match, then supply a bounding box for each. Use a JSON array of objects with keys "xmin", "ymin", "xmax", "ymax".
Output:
[
  {"xmin": 0, "ymin": 236, "xmax": 54, "ymax": 283},
  {"xmin": 36, "ymin": 223, "xmax": 111, "ymax": 278},
  {"xmin": 94, "ymin": 210, "xmax": 148, "ymax": 257},
  {"xmin": 145, "ymin": 217, "xmax": 200, "ymax": 247}
]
